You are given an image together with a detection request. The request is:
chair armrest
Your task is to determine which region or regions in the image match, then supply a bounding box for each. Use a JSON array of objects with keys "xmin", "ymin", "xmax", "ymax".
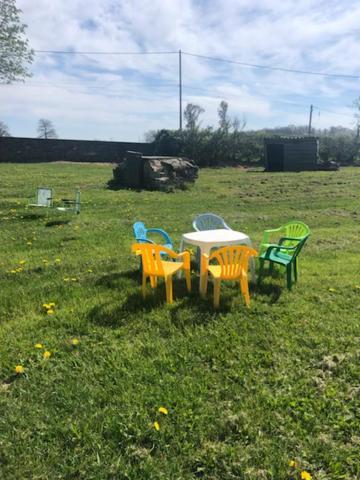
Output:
[
  {"xmin": 264, "ymin": 243, "xmax": 297, "ymax": 258},
  {"xmin": 279, "ymin": 236, "xmax": 303, "ymax": 243},
  {"xmin": 147, "ymin": 228, "xmax": 172, "ymax": 245},
  {"xmin": 261, "ymin": 227, "xmax": 282, "ymax": 245},
  {"xmin": 135, "ymin": 238, "xmax": 154, "ymax": 244}
]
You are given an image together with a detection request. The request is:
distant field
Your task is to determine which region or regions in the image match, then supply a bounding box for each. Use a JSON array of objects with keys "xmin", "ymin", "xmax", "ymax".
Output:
[{"xmin": 0, "ymin": 163, "xmax": 359, "ymax": 480}]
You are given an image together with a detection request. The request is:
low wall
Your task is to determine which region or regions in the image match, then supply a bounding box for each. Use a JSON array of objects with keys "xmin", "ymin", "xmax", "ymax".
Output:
[{"xmin": 0, "ymin": 137, "xmax": 154, "ymax": 163}]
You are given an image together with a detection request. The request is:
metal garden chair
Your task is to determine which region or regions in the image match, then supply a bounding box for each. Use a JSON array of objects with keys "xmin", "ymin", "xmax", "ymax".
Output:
[
  {"xmin": 57, "ymin": 190, "xmax": 81, "ymax": 214},
  {"xmin": 29, "ymin": 187, "xmax": 53, "ymax": 208}
]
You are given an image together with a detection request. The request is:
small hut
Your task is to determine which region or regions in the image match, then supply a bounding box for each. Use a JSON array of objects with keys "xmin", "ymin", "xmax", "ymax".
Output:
[{"xmin": 264, "ymin": 137, "xmax": 318, "ymax": 171}]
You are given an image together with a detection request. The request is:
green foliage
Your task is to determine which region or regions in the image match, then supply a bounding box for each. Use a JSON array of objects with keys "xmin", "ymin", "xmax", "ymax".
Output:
[
  {"xmin": 0, "ymin": 0, "xmax": 33, "ymax": 83},
  {"xmin": 0, "ymin": 164, "xmax": 359, "ymax": 479}
]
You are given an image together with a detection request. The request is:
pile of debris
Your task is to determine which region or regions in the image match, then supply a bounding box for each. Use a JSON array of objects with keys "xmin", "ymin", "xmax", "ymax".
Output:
[{"xmin": 109, "ymin": 151, "xmax": 198, "ymax": 191}]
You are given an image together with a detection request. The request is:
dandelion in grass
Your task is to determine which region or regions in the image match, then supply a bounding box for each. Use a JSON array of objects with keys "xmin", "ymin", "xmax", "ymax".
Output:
[
  {"xmin": 71, "ymin": 278, "xmax": 78, "ymax": 282},
  {"xmin": 158, "ymin": 407, "xmax": 168, "ymax": 415},
  {"xmin": 55, "ymin": 258, "xmax": 61, "ymax": 263},
  {"xmin": 26, "ymin": 241, "xmax": 32, "ymax": 246},
  {"xmin": 153, "ymin": 421, "xmax": 160, "ymax": 431},
  {"xmin": 87, "ymin": 269, "xmax": 93, "ymax": 273},
  {"xmin": 43, "ymin": 351, "xmax": 51, "ymax": 359},
  {"xmin": 15, "ymin": 365, "xmax": 24, "ymax": 374},
  {"xmin": 288, "ymin": 460, "xmax": 296, "ymax": 468},
  {"xmin": 71, "ymin": 338, "xmax": 80, "ymax": 346},
  {"xmin": 47, "ymin": 309, "xmax": 54, "ymax": 315},
  {"xmin": 63, "ymin": 277, "xmax": 70, "ymax": 282},
  {"xmin": 301, "ymin": 472, "xmax": 312, "ymax": 480},
  {"xmin": 19, "ymin": 260, "xmax": 26, "ymax": 265},
  {"xmin": 328, "ymin": 288, "xmax": 336, "ymax": 292},
  {"xmin": 35, "ymin": 343, "xmax": 43, "ymax": 349}
]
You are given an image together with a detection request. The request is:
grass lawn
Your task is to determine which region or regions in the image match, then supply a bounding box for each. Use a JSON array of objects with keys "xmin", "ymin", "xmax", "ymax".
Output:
[{"xmin": 0, "ymin": 163, "xmax": 359, "ymax": 480}]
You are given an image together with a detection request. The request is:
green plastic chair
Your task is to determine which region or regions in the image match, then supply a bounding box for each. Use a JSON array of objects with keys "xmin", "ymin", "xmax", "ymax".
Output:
[
  {"xmin": 258, "ymin": 235, "xmax": 310, "ymax": 290},
  {"xmin": 259, "ymin": 221, "xmax": 310, "ymax": 255}
]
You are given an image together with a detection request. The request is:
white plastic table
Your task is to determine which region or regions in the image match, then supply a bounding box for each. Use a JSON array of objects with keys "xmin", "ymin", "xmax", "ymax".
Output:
[{"xmin": 179, "ymin": 229, "xmax": 255, "ymax": 293}]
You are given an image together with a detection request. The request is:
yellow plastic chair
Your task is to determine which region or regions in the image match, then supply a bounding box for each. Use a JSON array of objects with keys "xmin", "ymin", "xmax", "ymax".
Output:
[
  {"xmin": 201, "ymin": 245, "xmax": 258, "ymax": 308},
  {"xmin": 132, "ymin": 243, "xmax": 191, "ymax": 304}
]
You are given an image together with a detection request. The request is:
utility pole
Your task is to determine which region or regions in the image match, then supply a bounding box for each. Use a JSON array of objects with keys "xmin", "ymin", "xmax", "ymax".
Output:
[
  {"xmin": 308, "ymin": 104, "xmax": 313, "ymax": 136},
  {"xmin": 179, "ymin": 49, "xmax": 182, "ymax": 131}
]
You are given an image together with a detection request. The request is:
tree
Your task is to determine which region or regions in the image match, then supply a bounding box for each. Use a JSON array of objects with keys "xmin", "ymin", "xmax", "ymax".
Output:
[
  {"xmin": 218, "ymin": 100, "xmax": 231, "ymax": 133},
  {"xmin": 184, "ymin": 103, "xmax": 204, "ymax": 131},
  {"xmin": 0, "ymin": 121, "xmax": 11, "ymax": 136},
  {"xmin": 0, "ymin": 0, "xmax": 34, "ymax": 83},
  {"xmin": 37, "ymin": 119, "xmax": 58, "ymax": 139}
]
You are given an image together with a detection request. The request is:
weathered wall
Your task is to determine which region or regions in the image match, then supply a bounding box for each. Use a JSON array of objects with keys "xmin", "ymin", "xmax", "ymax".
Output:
[{"xmin": 0, "ymin": 137, "xmax": 154, "ymax": 163}]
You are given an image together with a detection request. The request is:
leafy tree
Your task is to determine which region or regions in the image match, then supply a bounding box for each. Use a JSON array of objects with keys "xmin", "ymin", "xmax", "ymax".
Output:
[
  {"xmin": 0, "ymin": 0, "xmax": 34, "ymax": 83},
  {"xmin": 0, "ymin": 120, "xmax": 11, "ymax": 136},
  {"xmin": 37, "ymin": 119, "xmax": 58, "ymax": 139},
  {"xmin": 184, "ymin": 103, "xmax": 204, "ymax": 131},
  {"xmin": 218, "ymin": 100, "xmax": 231, "ymax": 133}
]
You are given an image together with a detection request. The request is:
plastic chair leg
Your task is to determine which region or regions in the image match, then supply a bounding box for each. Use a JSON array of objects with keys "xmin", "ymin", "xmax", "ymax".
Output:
[
  {"xmin": 293, "ymin": 258, "xmax": 298, "ymax": 282},
  {"xmin": 240, "ymin": 275, "xmax": 250, "ymax": 306},
  {"xmin": 213, "ymin": 279, "xmax": 221, "ymax": 309},
  {"xmin": 286, "ymin": 265, "xmax": 292, "ymax": 290},
  {"xmin": 165, "ymin": 276, "xmax": 173, "ymax": 304},
  {"xmin": 142, "ymin": 274, "xmax": 147, "ymax": 298},
  {"xmin": 200, "ymin": 269, "xmax": 208, "ymax": 298},
  {"xmin": 184, "ymin": 268, "xmax": 191, "ymax": 292}
]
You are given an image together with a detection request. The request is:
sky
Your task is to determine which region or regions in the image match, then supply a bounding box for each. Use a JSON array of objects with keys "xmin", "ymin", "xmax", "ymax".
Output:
[{"xmin": 1, "ymin": 0, "xmax": 360, "ymax": 141}]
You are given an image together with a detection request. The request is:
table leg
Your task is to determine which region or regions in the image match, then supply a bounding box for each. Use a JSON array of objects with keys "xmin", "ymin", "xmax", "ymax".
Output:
[
  {"xmin": 177, "ymin": 239, "xmax": 185, "ymax": 278},
  {"xmin": 243, "ymin": 238, "xmax": 256, "ymax": 282},
  {"xmin": 199, "ymin": 245, "xmax": 211, "ymax": 296}
]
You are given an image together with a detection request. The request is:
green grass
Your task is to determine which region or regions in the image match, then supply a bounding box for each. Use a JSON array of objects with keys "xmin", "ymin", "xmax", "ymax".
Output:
[{"xmin": 0, "ymin": 163, "xmax": 359, "ymax": 480}]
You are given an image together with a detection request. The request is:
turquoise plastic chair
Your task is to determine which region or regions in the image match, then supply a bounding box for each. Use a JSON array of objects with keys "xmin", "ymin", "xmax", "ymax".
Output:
[
  {"xmin": 258, "ymin": 235, "xmax": 310, "ymax": 290},
  {"xmin": 133, "ymin": 222, "xmax": 173, "ymax": 250},
  {"xmin": 193, "ymin": 213, "xmax": 231, "ymax": 231}
]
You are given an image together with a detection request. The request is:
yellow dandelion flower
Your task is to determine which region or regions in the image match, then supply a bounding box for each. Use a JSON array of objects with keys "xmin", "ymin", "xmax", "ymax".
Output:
[
  {"xmin": 87, "ymin": 269, "xmax": 93, "ymax": 273},
  {"xmin": 158, "ymin": 407, "xmax": 168, "ymax": 415},
  {"xmin": 71, "ymin": 338, "xmax": 80, "ymax": 346},
  {"xmin": 15, "ymin": 365, "xmax": 24, "ymax": 374},
  {"xmin": 301, "ymin": 472, "xmax": 312, "ymax": 480},
  {"xmin": 10, "ymin": 269, "xmax": 17, "ymax": 274},
  {"xmin": 55, "ymin": 258, "xmax": 61, "ymax": 263},
  {"xmin": 328, "ymin": 288, "xmax": 336, "ymax": 292},
  {"xmin": 43, "ymin": 259, "xmax": 49, "ymax": 264},
  {"xmin": 71, "ymin": 277, "xmax": 78, "ymax": 282},
  {"xmin": 43, "ymin": 351, "xmax": 51, "ymax": 359},
  {"xmin": 19, "ymin": 260, "xmax": 26, "ymax": 265},
  {"xmin": 47, "ymin": 309, "xmax": 54, "ymax": 315},
  {"xmin": 48, "ymin": 303, "xmax": 55, "ymax": 307},
  {"xmin": 288, "ymin": 460, "xmax": 296, "ymax": 468},
  {"xmin": 35, "ymin": 343, "xmax": 43, "ymax": 349},
  {"xmin": 63, "ymin": 277, "xmax": 70, "ymax": 282},
  {"xmin": 27, "ymin": 241, "xmax": 32, "ymax": 245},
  {"xmin": 153, "ymin": 421, "xmax": 160, "ymax": 431}
]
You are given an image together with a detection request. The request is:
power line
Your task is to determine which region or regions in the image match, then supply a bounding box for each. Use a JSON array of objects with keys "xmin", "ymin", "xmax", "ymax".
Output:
[
  {"xmin": 2, "ymin": 48, "xmax": 358, "ymax": 79},
  {"xmin": 182, "ymin": 51, "xmax": 359, "ymax": 80},
  {"xmin": 33, "ymin": 49, "xmax": 178, "ymax": 55}
]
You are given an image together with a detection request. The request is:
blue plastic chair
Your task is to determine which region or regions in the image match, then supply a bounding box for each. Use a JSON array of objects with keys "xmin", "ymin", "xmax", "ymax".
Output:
[
  {"xmin": 193, "ymin": 213, "xmax": 231, "ymax": 232},
  {"xmin": 133, "ymin": 221, "xmax": 173, "ymax": 249},
  {"xmin": 133, "ymin": 221, "xmax": 174, "ymax": 275}
]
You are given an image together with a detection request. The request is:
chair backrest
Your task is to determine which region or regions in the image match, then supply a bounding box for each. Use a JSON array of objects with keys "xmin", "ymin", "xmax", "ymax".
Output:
[
  {"xmin": 281, "ymin": 221, "xmax": 310, "ymax": 249},
  {"xmin": 283, "ymin": 221, "xmax": 310, "ymax": 239},
  {"xmin": 193, "ymin": 213, "xmax": 230, "ymax": 231},
  {"xmin": 37, "ymin": 187, "xmax": 53, "ymax": 207},
  {"xmin": 208, "ymin": 245, "xmax": 258, "ymax": 280},
  {"xmin": 132, "ymin": 243, "xmax": 171, "ymax": 276},
  {"xmin": 133, "ymin": 221, "xmax": 147, "ymax": 241}
]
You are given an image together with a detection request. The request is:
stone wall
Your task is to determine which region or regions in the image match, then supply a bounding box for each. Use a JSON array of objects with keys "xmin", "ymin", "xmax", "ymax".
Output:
[{"xmin": 0, "ymin": 137, "xmax": 154, "ymax": 163}]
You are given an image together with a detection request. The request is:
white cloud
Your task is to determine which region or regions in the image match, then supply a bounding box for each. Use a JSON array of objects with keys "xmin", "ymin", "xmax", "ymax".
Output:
[{"xmin": 2, "ymin": 0, "xmax": 358, "ymax": 139}]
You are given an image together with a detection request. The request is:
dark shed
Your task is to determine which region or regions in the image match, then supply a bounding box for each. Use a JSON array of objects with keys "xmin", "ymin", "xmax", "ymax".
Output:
[{"xmin": 264, "ymin": 136, "xmax": 318, "ymax": 171}]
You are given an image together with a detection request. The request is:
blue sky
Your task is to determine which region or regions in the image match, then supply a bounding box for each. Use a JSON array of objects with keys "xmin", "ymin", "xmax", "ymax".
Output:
[{"xmin": 1, "ymin": 0, "xmax": 360, "ymax": 141}]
